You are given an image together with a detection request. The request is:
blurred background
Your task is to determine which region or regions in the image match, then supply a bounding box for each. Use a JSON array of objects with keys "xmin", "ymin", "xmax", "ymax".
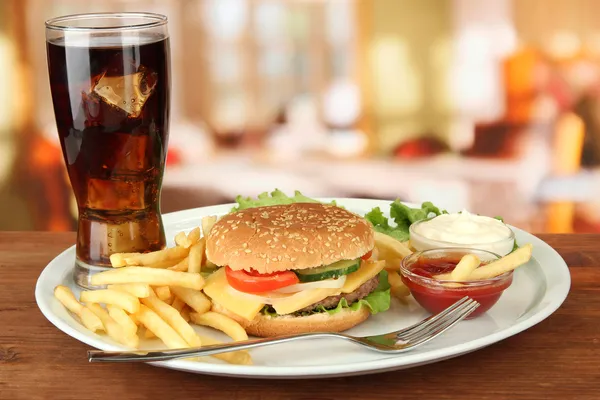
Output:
[{"xmin": 2, "ymin": 0, "xmax": 600, "ymax": 234}]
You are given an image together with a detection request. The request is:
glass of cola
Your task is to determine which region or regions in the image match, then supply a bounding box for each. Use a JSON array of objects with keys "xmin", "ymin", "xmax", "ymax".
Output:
[{"xmin": 46, "ymin": 13, "xmax": 171, "ymax": 288}]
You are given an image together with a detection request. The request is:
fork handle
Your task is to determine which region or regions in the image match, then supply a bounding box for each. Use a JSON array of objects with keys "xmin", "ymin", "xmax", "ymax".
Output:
[{"xmin": 88, "ymin": 332, "xmax": 344, "ymax": 363}]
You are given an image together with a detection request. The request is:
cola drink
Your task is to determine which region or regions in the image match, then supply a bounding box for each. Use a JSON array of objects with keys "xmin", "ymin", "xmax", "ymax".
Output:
[{"xmin": 47, "ymin": 32, "xmax": 170, "ymax": 282}]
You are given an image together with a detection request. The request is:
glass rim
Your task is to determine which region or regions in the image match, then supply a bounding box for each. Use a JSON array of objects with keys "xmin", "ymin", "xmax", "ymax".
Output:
[{"xmin": 45, "ymin": 12, "xmax": 167, "ymax": 32}]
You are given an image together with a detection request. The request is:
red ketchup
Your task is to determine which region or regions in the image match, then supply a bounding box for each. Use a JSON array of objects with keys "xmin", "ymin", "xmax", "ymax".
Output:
[{"xmin": 401, "ymin": 256, "xmax": 513, "ymax": 318}]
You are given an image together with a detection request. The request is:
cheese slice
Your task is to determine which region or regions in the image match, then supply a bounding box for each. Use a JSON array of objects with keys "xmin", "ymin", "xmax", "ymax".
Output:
[
  {"xmin": 341, "ymin": 260, "xmax": 386, "ymax": 293},
  {"xmin": 271, "ymin": 287, "xmax": 341, "ymax": 315},
  {"xmin": 202, "ymin": 268, "xmax": 264, "ymax": 321}
]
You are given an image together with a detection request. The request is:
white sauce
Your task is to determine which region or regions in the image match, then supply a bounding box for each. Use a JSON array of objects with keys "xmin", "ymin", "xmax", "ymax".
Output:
[{"xmin": 410, "ymin": 210, "xmax": 515, "ymax": 255}]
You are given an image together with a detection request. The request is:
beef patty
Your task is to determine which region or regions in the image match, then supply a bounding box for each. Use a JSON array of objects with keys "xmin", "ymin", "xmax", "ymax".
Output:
[{"xmin": 296, "ymin": 274, "xmax": 380, "ymax": 313}]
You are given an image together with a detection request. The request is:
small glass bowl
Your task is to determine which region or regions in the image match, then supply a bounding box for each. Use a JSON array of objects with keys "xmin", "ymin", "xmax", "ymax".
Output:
[
  {"xmin": 400, "ymin": 248, "xmax": 513, "ymax": 319},
  {"xmin": 409, "ymin": 218, "xmax": 516, "ymax": 256}
]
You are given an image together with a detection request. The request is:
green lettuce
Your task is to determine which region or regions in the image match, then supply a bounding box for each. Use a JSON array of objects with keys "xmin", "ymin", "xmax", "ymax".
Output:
[
  {"xmin": 365, "ymin": 200, "xmax": 446, "ymax": 242},
  {"xmin": 231, "ymin": 189, "xmax": 327, "ymax": 212},
  {"xmin": 262, "ymin": 271, "xmax": 391, "ymax": 317}
]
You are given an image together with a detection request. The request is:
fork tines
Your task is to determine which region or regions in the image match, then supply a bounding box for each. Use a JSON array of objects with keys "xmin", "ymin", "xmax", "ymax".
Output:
[{"xmin": 396, "ymin": 297, "xmax": 480, "ymax": 344}]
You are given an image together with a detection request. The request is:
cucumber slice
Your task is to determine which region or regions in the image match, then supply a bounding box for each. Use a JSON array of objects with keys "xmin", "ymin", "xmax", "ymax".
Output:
[{"xmin": 295, "ymin": 259, "xmax": 360, "ymax": 282}]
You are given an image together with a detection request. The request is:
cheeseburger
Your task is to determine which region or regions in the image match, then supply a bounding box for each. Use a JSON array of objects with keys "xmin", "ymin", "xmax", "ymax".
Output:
[{"xmin": 203, "ymin": 202, "xmax": 390, "ymax": 338}]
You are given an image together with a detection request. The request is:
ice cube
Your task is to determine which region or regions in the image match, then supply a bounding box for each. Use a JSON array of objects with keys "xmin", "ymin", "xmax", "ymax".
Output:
[
  {"xmin": 92, "ymin": 66, "xmax": 157, "ymax": 118},
  {"xmin": 86, "ymin": 178, "xmax": 145, "ymax": 211}
]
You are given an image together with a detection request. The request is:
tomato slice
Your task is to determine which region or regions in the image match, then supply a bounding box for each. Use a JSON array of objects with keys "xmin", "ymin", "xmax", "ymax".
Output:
[
  {"xmin": 225, "ymin": 267, "xmax": 300, "ymax": 293},
  {"xmin": 361, "ymin": 251, "xmax": 373, "ymax": 260}
]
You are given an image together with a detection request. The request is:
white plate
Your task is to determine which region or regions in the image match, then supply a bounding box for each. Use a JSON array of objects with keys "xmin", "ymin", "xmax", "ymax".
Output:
[{"xmin": 35, "ymin": 199, "xmax": 570, "ymax": 379}]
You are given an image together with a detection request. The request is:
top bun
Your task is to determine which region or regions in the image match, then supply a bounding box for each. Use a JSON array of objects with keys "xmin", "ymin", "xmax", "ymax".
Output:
[{"xmin": 206, "ymin": 203, "xmax": 374, "ymax": 274}]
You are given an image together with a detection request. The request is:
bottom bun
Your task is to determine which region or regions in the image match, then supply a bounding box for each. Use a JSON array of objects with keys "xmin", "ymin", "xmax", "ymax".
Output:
[{"xmin": 212, "ymin": 303, "xmax": 371, "ymax": 338}]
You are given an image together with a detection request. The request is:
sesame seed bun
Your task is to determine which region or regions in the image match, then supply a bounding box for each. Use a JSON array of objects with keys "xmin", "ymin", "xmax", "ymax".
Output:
[
  {"xmin": 205, "ymin": 203, "xmax": 375, "ymax": 274},
  {"xmin": 212, "ymin": 302, "xmax": 371, "ymax": 338}
]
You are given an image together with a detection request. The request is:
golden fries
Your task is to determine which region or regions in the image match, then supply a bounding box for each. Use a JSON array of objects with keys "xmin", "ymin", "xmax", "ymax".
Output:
[
  {"xmin": 107, "ymin": 305, "xmax": 138, "ymax": 337},
  {"xmin": 170, "ymin": 286, "xmax": 212, "ymax": 314},
  {"xmin": 188, "ymin": 227, "xmax": 201, "ymax": 244},
  {"xmin": 188, "ymin": 238, "xmax": 205, "ymax": 274},
  {"xmin": 201, "ymin": 216, "xmax": 217, "ymax": 237},
  {"xmin": 154, "ymin": 286, "xmax": 171, "ymax": 302},
  {"xmin": 54, "ymin": 286, "xmax": 104, "ymax": 332},
  {"xmin": 53, "ymin": 225, "xmax": 254, "ymax": 365},
  {"xmin": 80, "ymin": 289, "xmax": 140, "ymax": 314},
  {"xmin": 107, "ymin": 283, "xmax": 151, "ymax": 298},
  {"xmin": 135, "ymin": 305, "xmax": 188, "ymax": 349},
  {"xmin": 190, "ymin": 311, "xmax": 248, "ymax": 341},
  {"xmin": 181, "ymin": 306, "xmax": 191, "ymax": 322},
  {"xmin": 197, "ymin": 334, "xmax": 252, "ymax": 365},
  {"xmin": 374, "ymin": 232, "xmax": 412, "ymax": 260},
  {"xmin": 91, "ymin": 267, "xmax": 205, "ymax": 290},
  {"xmin": 174, "ymin": 231, "xmax": 190, "ymax": 248},
  {"xmin": 87, "ymin": 303, "xmax": 139, "ymax": 348},
  {"xmin": 450, "ymin": 254, "xmax": 481, "ymax": 281},
  {"xmin": 169, "ymin": 257, "xmax": 189, "ymax": 272},
  {"xmin": 387, "ymin": 271, "xmax": 410, "ymax": 298},
  {"xmin": 54, "ymin": 285, "xmax": 84, "ymax": 315},
  {"xmin": 142, "ymin": 296, "xmax": 202, "ymax": 347},
  {"xmin": 123, "ymin": 247, "xmax": 189, "ymax": 266},
  {"xmin": 171, "ymin": 297, "xmax": 186, "ymax": 313},
  {"xmin": 436, "ymin": 244, "xmax": 533, "ymax": 281}
]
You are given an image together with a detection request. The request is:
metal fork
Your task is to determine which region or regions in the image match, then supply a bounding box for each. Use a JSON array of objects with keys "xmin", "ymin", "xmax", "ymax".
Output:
[{"xmin": 88, "ymin": 296, "xmax": 479, "ymax": 363}]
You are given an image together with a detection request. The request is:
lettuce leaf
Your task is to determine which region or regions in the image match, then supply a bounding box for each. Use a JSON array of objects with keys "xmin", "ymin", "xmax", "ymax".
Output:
[
  {"xmin": 262, "ymin": 271, "xmax": 391, "ymax": 317},
  {"xmin": 365, "ymin": 200, "xmax": 446, "ymax": 242},
  {"xmin": 231, "ymin": 189, "xmax": 326, "ymax": 212}
]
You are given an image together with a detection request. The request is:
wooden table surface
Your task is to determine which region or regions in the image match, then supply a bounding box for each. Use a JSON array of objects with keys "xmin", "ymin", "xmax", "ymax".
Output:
[{"xmin": 1, "ymin": 232, "xmax": 598, "ymax": 400}]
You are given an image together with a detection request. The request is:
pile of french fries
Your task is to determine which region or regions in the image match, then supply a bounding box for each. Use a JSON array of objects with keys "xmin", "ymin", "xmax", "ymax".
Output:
[
  {"xmin": 373, "ymin": 232, "xmax": 413, "ymax": 301},
  {"xmin": 54, "ymin": 216, "xmax": 253, "ymax": 365}
]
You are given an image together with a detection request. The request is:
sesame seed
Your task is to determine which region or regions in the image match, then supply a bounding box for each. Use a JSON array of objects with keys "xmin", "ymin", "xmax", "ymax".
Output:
[
  {"xmin": 244, "ymin": 249, "xmax": 252, "ymax": 253},
  {"xmin": 277, "ymin": 255, "xmax": 282, "ymax": 261},
  {"xmin": 272, "ymin": 257, "xmax": 278, "ymax": 261},
  {"xmin": 302, "ymin": 247, "xmax": 307, "ymax": 252},
  {"xmin": 291, "ymin": 257, "xmax": 297, "ymax": 262},
  {"xmin": 221, "ymin": 235, "xmax": 225, "ymax": 239},
  {"xmin": 266, "ymin": 240, "xmax": 272, "ymax": 244},
  {"xmin": 282, "ymin": 244, "xmax": 287, "ymax": 249},
  {"xmin": 325, "ymin": 242, "xmax": 330, "ymax": 247},
  {"xmin": 242, "ymin": 243, "xmax": 248, "ymax": 248}
]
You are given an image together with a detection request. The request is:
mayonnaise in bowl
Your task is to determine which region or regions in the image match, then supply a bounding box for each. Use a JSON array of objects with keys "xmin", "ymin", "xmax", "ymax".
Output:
[{"xmin": 409, "ymin": 210, "xmax": 515, "ymax": 256}]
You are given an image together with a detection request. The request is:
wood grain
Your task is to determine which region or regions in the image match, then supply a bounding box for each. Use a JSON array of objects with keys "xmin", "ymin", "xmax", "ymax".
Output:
[{"xmin": 1, "ymin": 232, "xmax": 599, "ymax": 400}]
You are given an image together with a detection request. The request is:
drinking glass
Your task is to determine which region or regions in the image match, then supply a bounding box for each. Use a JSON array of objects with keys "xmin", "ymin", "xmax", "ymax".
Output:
[{"xmin": 45, "ymin": 13, "xmax": 171, "ymax": 288}]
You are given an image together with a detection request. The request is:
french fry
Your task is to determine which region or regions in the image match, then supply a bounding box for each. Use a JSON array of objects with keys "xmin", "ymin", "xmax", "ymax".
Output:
[
  {"xmin": 188, "ymin": 238, "xmax": 205, "ymax": 274},
  {"xmin": 201, "ymin": 216, "xmax": 217, "ymax": 237},
  {"xmin": 174, "ymin": 231, "xmax": 192, "ymax": 248},
  {"xmin": 451, "ymin": 254, "xmax": 481, "ymax": 281},
  {"xmin": 190, "ymin": 311, "xmax": 248, "ymax": 342},
  {"xmin": 107, "ymin": 304, "xmax": 138, "ymax": 337},
  {"xmin": 169, "ymin": 257, "xmax": 189, "ymax": 272},
  {"xmin": 141, "ymin": 296, "xmax": 202, "ymax": 347},
  {"xmin": 187, "ymin": 227, "xmax": 201, "ymax": 245},
  {"xmin": 171, "ymin": 297, "xmax": 186, "ymax": 313},
  {"xmin": 170, "ymin": 286, "xmax": 211, "ymax": 314},
  {"xmin": 197, "ymin": 334, "xmax": 252, "ymax": 365},
  {"xmin": 129, "ymin": 313, "xmax": 140, "ymax": 326},
  {"xmin": 87, "ymin": 303, "xmax": 139, "ymax": 348},
  {"xmin": 180, "ymin": 306, "xmax": 191, "ymax": 322},
  {"xmin": 383, "ymin": 258, "xmax": 404, "ymax": 272},
  {"xmin": 54, "ymin": 285, "xmax": 85, "ymax": 315},
  {"xmin": 374, "ymin": 232, "xmax": 412, "ymax": 260},
  {"xmin": 54, "ymin": 286, "xmax": 105, "ymax": 332},
  {"xmin": 109, "ymin": 252, "xmax": 139, "ymax": 268},
  {"xmin": 80, "ymin": 289, "xmax": 140, "ymax": 314},
  {"xmin": 80, "ymin": 307, "xmax": 105, "ymax": 332},
  {"xmin": 135, "ymin": 305, "xmax": 188, "ymax": 349},
  {"xmin": 143, "ymin": 259, "xmax": 185, "ymax": 269},
  {"xmin": 123, "ymin": 246, "xmax": 189, "ymax": 266},
  {"xmin": 107, "ymin": 283, "xmax": 151, "ymax": 298},
  {"xmin": 144, "ymin": 328, "xmax": 157, "ymax": 339},
  {"xmin": 91, "ymin": 267, "xmax": 205, "ymax": 290},
  {"xmin": 387, "ymin": 271, "xmax": 410, "ymax": 298},
  {"xmin": 436, "ymin": 244, "xmax": 533, "ymax": 281},
  {"xmin": 154, "ymin": 286, "xmax": 171, "ymax": 302}
]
